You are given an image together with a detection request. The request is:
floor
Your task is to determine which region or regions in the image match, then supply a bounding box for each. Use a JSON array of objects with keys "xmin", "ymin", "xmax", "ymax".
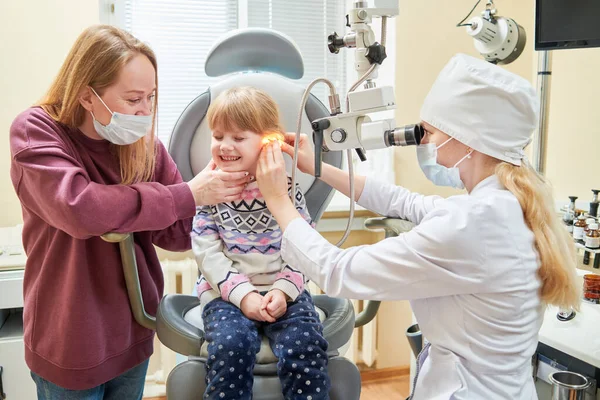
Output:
[
  {"xmin": 361, "ymin": 374, "xmax": 410, "ymax": 399},
  {"xmin": 145, "ymin": 374, "xmax": 410, "ymax": 399}
]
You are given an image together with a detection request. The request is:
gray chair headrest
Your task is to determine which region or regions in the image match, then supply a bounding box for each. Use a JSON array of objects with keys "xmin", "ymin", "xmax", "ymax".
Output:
[{"xmin": 205, "ymin": 28, "xmax": 304, "ymax": 79}]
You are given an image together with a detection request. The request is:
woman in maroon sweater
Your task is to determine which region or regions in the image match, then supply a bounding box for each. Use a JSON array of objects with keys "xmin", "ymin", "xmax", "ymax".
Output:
[{"xmin": 9, "ymin": 25, "xmax": 250, "ymax": 399}]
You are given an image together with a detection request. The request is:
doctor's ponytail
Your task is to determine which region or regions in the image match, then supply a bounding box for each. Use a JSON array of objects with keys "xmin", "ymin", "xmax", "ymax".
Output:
[{"xmin": 496, "ymin": 162, "xmax": 581, "ymax": 311}]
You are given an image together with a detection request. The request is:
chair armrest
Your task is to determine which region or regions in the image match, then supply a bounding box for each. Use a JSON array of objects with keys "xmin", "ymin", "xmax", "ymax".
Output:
[
  {"xmin": 364, "ymin": 217, "xmax": 415, "ymax": 238},
  {"xmin": 157, "ymin": 294, "xmax": 204, "ymax": 356},
  {"xmin": 101, "ymin": 233, "xmax": 157, "ymax": 330},
  {"xmin": 354, "ymin": 300, "xmax": 381, "ymax": 328}
]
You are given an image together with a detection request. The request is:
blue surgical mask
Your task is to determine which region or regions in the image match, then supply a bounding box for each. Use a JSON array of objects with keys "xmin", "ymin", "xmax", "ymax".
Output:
[
  {"xmin": 416, "ymin": 138, "xmax": 472, "ymax": 190},
  {"xmin": 90, "ymin": 87, "xmax": 152, "ymax": 145}
]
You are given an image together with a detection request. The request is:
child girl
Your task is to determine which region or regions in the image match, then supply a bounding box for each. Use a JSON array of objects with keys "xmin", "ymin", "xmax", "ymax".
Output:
[{"xmin": 192, "ymin": 87, "xmax": 331, "ymax": 400}]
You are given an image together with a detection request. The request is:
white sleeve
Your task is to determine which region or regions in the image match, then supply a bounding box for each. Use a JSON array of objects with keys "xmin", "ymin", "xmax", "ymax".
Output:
[
  {"xmin": 192, "ymin": 206, "xmax": 257, "ymax": 308},
  {"xmin": 281, "ymin": 199, "xmax": 487, "ymax": 301},
  {"xmin": 357, "ymin": 177, "xmax": 443, "ymax": 225},
  {"xmin": 270, "ymin": 183, "xmax": 309, "ymax": 301}
]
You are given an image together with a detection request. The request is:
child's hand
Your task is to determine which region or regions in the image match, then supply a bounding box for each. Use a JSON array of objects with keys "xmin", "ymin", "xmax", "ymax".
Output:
[
  {"xmin": 241, "ymin": 292, "xmax": 275, "ymax": 322},
  {"xmin": 261, "ymin": 289, "xmax": 288, "ymax": 320}
]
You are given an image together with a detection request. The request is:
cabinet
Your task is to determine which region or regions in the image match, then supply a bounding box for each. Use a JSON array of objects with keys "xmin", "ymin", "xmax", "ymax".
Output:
[
  {"xmin": 0, "ymin": 225, "xmax": 36, "ymax": 399},
  {"xmin": 0, "ymin": 310, "xmax": 36, "ymax": 399}
]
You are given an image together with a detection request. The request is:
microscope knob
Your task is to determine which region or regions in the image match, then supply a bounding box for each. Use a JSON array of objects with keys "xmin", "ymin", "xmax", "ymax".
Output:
[
  {"xmin": 365, "ymin": 42, "xmax": 388, "ymax": 65},
  {"xmin": 328, "ymin": 32, "xmax": 345, "ymax": 54},
  {"xmin": 331, "ymin": 128, "xmax": 347, "ymax": 143}
]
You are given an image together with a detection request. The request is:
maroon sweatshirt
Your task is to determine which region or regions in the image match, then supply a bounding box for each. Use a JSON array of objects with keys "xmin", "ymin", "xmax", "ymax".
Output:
[{"xmin": 9, "ymin": 107, "xmax": 196, "ymax": 390}]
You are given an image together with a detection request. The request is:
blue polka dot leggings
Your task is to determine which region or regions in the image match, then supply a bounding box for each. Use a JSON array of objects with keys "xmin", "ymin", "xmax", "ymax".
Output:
[{"xmin": 201, "ymin": 291, "xmax": 331, "ymax": 400}]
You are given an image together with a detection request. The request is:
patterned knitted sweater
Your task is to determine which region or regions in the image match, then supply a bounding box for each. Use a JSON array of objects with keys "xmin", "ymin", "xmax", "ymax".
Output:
[{"xmin": 192, "ymin": 178, "xmax": 313, "ymax": 309}]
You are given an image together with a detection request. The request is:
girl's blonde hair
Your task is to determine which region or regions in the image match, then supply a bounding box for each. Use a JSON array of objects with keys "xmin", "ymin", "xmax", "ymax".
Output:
[
  {"xmin": 207, "ymin": 87, "xmax": 283, "ymax": 135},
  {"xmin": 496, "ymin": 162, "xmax": 581, "ymax": 310},
  {"xmin": 38, "ymin": 24, "xmax": 157, "ymax": 184}
]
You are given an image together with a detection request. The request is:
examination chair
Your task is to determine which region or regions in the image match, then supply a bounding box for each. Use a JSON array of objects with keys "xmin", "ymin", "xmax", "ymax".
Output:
[{"xmin": 102, "ymin": 29, "xmax": 415, "ymax": 399}]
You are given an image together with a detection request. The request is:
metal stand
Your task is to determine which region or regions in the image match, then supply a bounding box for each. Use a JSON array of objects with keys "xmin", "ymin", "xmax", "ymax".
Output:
[{"xmin": 532, "ymin": 50, "xmax": 553, "ymax": 174}]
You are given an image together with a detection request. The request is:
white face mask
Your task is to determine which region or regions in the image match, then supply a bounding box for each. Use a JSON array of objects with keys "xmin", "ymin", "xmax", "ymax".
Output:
[
  {"xmin": 416, "ymin": 137, "xmax": 472, "ymax": 190},
  {"xmin": 89, "ymin": 87, "xmax": 152, "ymax": 145}
]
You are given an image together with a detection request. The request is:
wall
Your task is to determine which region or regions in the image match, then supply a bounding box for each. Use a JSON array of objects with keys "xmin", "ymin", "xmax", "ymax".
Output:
[
  {"xmin": 394, "ymin": 0, "xmax": 536, "ymax": 196},
  {"xmin": 543, "ymin": 48, "xmax": 600, "ymax": 206},
  {"xmin": 0, "ymin": 1, "xmax": 100, "ymax": 226}
]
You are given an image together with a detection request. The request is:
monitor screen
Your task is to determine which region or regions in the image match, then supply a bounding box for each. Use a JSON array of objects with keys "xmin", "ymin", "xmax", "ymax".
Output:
[{"xmin": 536, "ymin": 0, "xmax": 600, "ymax": 50}]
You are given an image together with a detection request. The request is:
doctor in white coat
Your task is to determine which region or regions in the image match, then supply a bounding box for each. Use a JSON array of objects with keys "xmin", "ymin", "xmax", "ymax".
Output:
[{"xmin": 255, "ymin": 54, "xmax": 581, "ymax": 399}]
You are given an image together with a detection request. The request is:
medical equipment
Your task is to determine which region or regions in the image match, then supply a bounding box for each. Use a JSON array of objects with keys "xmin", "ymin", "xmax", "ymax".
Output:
[
  {"xmin": 290, "ymin": 0, "xmax": 421, "ymax": 246},
  {"xmin": 536, "ymin": 0, "xmax": 600, "ymax": 51},
  {"xmin": 549, "ymin": 371, "xmax": 592, "ymax": 400},
  {"xmin": 460, "ymin": 0, "xmax": 526, "ymax": 65},
  {"xmin": 292, "ymin": 0, "xmax": 420, "ymax": 176},
  {"xmin": 533, "ymin": 0, "xmax": 600, "ymax": 174}
]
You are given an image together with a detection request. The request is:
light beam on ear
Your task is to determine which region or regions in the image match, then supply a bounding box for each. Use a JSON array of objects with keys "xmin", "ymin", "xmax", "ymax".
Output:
[{"xmin": 261, "ymin": 132, "xmax": 284, "ymax": 147}]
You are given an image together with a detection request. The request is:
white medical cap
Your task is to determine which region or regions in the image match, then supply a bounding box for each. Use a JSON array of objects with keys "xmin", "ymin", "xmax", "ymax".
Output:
[{"xmin": 420, "ymin": 53, "xmax": 539, "ymax": 166}]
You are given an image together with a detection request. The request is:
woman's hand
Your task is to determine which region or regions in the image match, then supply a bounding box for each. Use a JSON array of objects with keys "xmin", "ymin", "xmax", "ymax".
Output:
[
  {"xmin": 280, "ymin": 132, "xmax": 315, "ymax": 176},
  {"xmin": 256, "ymin": 141, "xmax": 289, "ymax": 204},
  {"xmin": 187, "ymin": 160, "xmax": 251, "ymax": 206},
  {"xmin": 257, "ymin": 141, "xmax": 304, "ymax": 232}
]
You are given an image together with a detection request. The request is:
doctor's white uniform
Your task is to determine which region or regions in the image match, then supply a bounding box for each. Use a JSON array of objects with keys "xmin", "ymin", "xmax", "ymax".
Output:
[
  {"xmin": 282, "ymin": 176, "xmax": 542, "ymax": 399},
  {"xmin": 281, "ymin": 54, "xmax": 543, "ymax": 399}
]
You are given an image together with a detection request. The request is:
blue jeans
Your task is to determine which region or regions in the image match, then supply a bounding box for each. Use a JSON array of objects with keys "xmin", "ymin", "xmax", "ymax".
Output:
[
  {"xmin": 202, "ymin": 291, "xmax": 331, "ymax": 400},
  {"xmin": 30, "ymin": 359, "xmax": 149, "ymax": 400}
]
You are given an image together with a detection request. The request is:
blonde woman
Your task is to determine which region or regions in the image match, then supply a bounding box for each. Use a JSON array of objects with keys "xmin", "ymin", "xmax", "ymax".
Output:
[
  {"xmin": 256, "ymin": 53, "xmax": 580, "ymax": 399},
  {"xmin": 192, "ymin": 87, "xmax": 330, "ymax": 400},
  {"xmin": 9, "ymin": 25, "xmax": 250, "ymax": 399}
]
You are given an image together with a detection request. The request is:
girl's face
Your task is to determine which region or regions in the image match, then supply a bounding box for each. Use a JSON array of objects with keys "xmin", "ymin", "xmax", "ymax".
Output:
[{"xmin": 211, "ymin": 127, "xmax": 263, "ymax": 174}]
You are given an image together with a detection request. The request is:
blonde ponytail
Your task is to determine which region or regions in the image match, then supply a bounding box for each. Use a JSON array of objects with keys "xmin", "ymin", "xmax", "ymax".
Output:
[{"xmin": 495, "ymin": 162, "xmax": 581, "ymax": 310}]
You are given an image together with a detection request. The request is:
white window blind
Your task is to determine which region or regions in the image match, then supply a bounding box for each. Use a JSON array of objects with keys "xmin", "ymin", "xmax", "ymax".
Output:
[
  {"xmin": 247, "ymin": 0, "xmax": 347, "ymax": 105},
  {"xmin": 110, "ymin": 0, "xmax": 237, "ymax": 143},
  {"xmin": 104, "ymin": 0, "xmax": 347, "ymax": 144}
]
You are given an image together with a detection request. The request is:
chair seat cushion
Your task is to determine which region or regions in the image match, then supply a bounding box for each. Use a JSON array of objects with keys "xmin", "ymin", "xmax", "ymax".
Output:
[
  {"xmin": 185, "ymin": 301, "xmax": 326, "ymax": 365},
  {"xmin": 156, "ymin": 294, "xmax": 355, "ymax": 364}
]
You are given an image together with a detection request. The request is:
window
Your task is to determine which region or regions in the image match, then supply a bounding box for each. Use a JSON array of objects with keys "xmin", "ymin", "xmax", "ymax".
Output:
[
  {"xmin": 101, "ymin": 0, "xmax": 348, "ymax": 144},
  {"xmin": 246, "ymin": 0, "xmax": 347, "ymax": 104}
]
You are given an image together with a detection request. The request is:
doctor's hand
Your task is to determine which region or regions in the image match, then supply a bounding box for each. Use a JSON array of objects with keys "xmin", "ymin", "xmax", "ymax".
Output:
[
  {"xmin": 256, "ymin": 141, "xmax": 289, "ymax": 205},
  {"xmin": 281, "ymin": 132, "xmax": 315, "ymax": 176},
  {"xmin": 240, "ymin": 292, "xmax": 276, "ymax": 323},
  {"xmin": 261, "ymin": 289, "xmax": 288, "ymax": 320},
  {"xmin": 187, "ymin": 159, "xmax": 251, "ymax": 206}
]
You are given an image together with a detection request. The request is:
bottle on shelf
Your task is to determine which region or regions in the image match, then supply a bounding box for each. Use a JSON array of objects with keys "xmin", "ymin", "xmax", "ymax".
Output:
[
  {"xmin": 590, "ymin": 189, "xmax": 599, "ymax": 218},
  {"xmin": 573, "ymin": 215, "xmax": 588, "ymax": 243},
  {"xmin": 585, "ymin": 223, "xmax": 600, "ymax": 250},
  {"xmin": 563, "ymin": 196, "xmax": 578, "ymax": 233},
  {"xmin": 585, "ymin": 224, "xmax": 600, "ymax": 269},
  {"xmin": 583, "ymin": 218, "xmax": 597, "ymax": 265}
]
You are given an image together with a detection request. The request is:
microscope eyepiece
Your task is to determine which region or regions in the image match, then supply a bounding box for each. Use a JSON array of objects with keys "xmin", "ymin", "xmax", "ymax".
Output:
[{"xmin": 385, "ymin": 124, "xmax": 423, "ymax": 147}]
